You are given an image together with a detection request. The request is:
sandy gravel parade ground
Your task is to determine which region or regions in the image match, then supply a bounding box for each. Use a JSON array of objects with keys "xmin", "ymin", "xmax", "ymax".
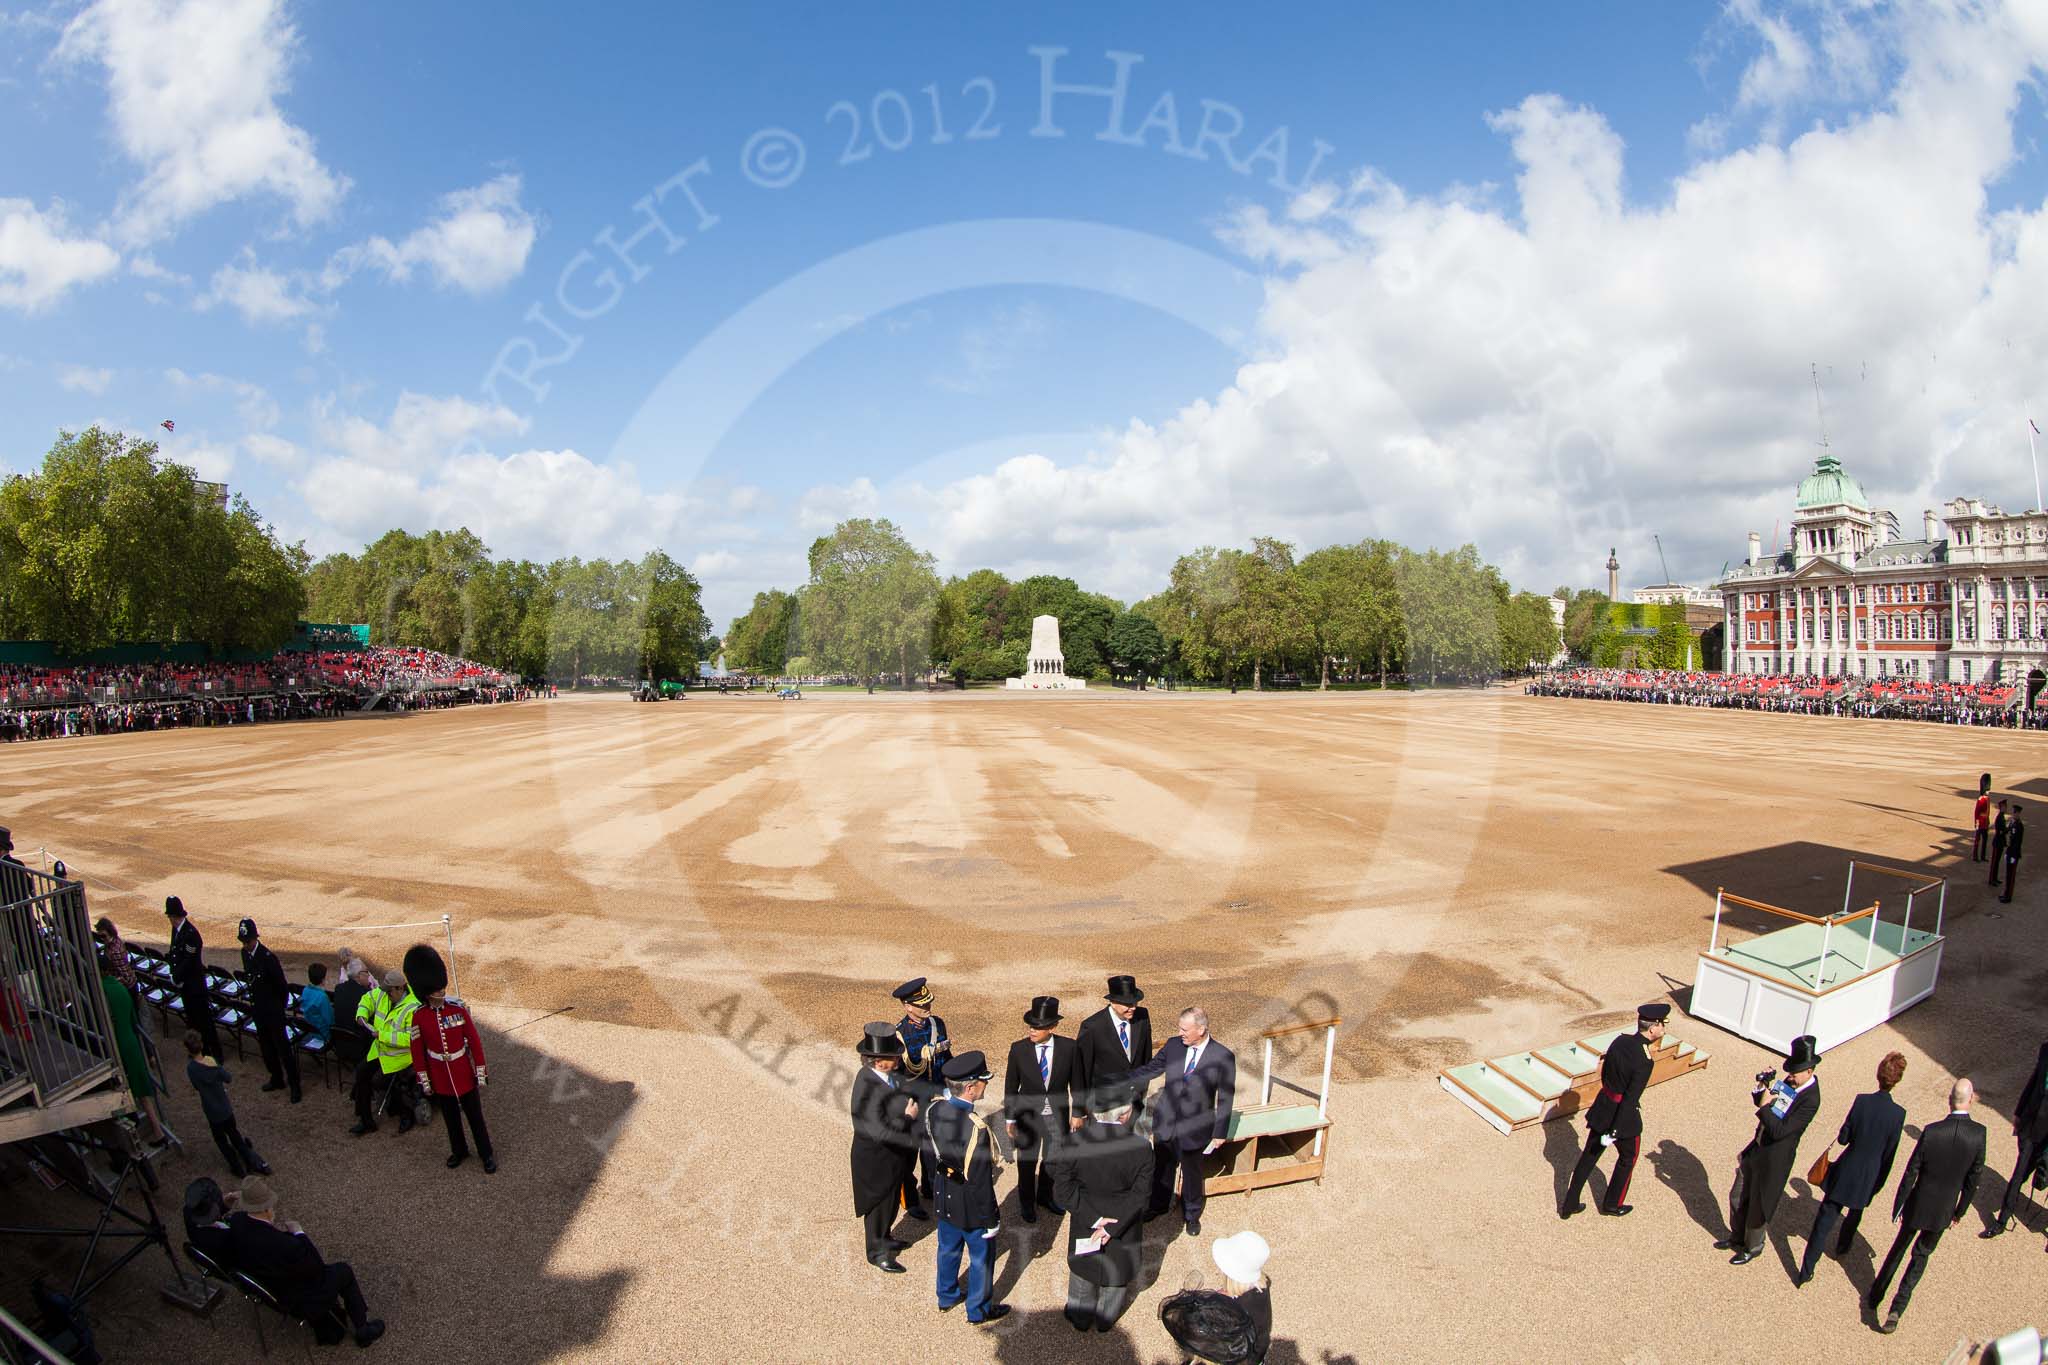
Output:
[{"xmin": 3, "ymin": 687, "xmax": 2045, "ymax": 1363}]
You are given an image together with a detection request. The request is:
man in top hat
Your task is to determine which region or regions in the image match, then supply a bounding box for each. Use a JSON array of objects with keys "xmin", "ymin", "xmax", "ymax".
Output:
[
  {"xmin": 892, "ymin": 977, "xmax": 952, "ymax": 1218},
  {"xmin": 166, "ymin": 896, "xmax": 223, "ymax": 1060},
  {"xmin": 1873, "ymin": 1078, "xmax": 1985, "ymax": 1333},
  {"xmin": 238, "ymin": 919, "xmax": 301, "ymax": 1102},
  {"xmin": 850, "ymin": 1023, "xmax": 920, "ymax": 1273},
  {"xmin": 923, "ymin": 1050, "xmax": 1010, "ymax": 1324},
  {"xmin": 1004, "ymin": 995, "xmax": 1080, "ymax": 1224},
  {"xmin": 1719, "ymin": 1034, "xmax": 1822, "ymax": 1264},
  {"xmin": 1560, "ymin": 1003, "xmax": 1667, "ymax": 1219},
  {"xmin": 1077, "ymin": 976, "xmax": 1154, "ymax": 1120},
  {"xmin": 1126, "ymin": 1005, "xmax": 1237, "ymax": 1237},
  {"xmin": 1054, "ymin": 1077, "xmax": 1155, "ymax": 1334},
  {"xmin": 406, "ymin": 944, "xmax": 494, "ymax": 1174}
]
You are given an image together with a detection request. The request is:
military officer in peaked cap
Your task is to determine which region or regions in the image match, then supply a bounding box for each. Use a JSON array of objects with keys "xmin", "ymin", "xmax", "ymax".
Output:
[
  {"xmin": 924, "ymin": 1050, "xmax": 1010, "ymax": 1324},
  {"xmin": 1561, "ymin": 1003, "xmax": 1666, "ymax": 1219},
  {"xmin": 893, "ymin": 977, "xmax": 952, "ymax": 1219},
  {"xmin": 850, "ymin": 1023, "xmax": 920, "ymax": 1273}
]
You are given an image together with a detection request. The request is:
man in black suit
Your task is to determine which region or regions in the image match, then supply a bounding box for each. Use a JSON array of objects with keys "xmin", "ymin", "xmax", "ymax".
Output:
[
  {"xmin": 2002, "ymin": 806, "xmax": 2026, "ymax": 903},
  {"xmin": 849, "ymin": 1023, "xmax": 919, "ymax": 1273},
  {"xmin": 1871, "ymin": 1078, "xmax": 1986, "ymax": 1333},
  {"xmin": 1076, "ymin": 976, "xmax": 1153, "ymax": 1117},
  {"xmin": 165, "ymin": 896, "xmax": 222, "ymax": 1059},
  {"xmin": 1126, "ymin": 1005, "xmax": 1236, "ymax": 1236},
  {"xmin": 1981, "ymin": 1038, "xmax": 2048, "ymax": 1238},
  {"xmin": 237, "ymin": 919, "xmax": 301, "ymax": 1103},
  {"xmin": 1718, "ymin": 1034, "xmax": 1822, "ymax": 1264},
  {"xmin": 1055, "ymin": 1079, "xmax": 1155, "ymax": 1334},
  {"xmin": 225, "ymin": 1176, "xmax": 385, "ymax": 1348},
  {"xmin": 1561, "ymin": 1003, "xmax": 1665, "ymax": 1219},
  {"xmin": 1003, "ymin": 995, "xmax": 1080, "ymax": 1224},
  {"xmin": 1989, "ymin": 799, "xmax": 2009, "ymax": 886},
  {"xmin": 1796, "ymin": 1051, "xmax": 1908, "ymax": 1286}
]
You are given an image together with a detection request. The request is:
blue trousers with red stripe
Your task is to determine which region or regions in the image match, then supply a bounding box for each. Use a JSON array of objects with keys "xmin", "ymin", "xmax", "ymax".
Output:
[{"xmin": 1565, "ymin": 1129, "xmax": 1640, "ymax": 1213}]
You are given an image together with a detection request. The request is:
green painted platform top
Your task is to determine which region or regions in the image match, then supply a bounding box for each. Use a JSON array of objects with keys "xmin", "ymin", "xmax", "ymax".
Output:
[
  {"xmin": 1489, "ymin": 1051, "xmax": 1572, "ymax": 1100},
  {"xmin": 1709, "ymin": 915, "xmax": 1942, "ymax": 991},
  {"xmin": 1537, "ymin": 1040, "xmax": 1600, "ymax": 1079},
  {"xmin": 1442, "ymin": 1062, "xmax": 1542, "ymax": 1123},
  {"xmin": 1577, "ymin": 1029, "xmax": 1627, "ymax": 1055},
  {"xmin": 1225, "ymin": 1104, "xmax": 1325, "ymax": 1139}
]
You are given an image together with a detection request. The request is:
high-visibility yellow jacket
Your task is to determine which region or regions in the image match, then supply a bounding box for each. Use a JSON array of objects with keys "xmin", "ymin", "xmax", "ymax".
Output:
[
  {"xmin": 372, "ymin": 990, "xmax": 421, "ymax": 1074},
  {"xmin": 355, "ymin": 985, "xmax": 389, "ymax": 1035}
]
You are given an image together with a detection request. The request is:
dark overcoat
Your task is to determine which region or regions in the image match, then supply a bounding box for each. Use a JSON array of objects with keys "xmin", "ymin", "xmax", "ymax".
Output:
[
  {"xmin": 1055, "ymin": 1120, "xmax": 1156, "ymax": 1287},
  {"xmin": 1736, "ymin": 1078, "xmax": 1820, "ymax": 1223},
  {"xmin": 1819, "ymin": 1089, "xmax": 1905, "ymax": 1209},
  {"xmin": 1893, "ymin": 1112, "xmax": 1986, "ymax": 1231}
]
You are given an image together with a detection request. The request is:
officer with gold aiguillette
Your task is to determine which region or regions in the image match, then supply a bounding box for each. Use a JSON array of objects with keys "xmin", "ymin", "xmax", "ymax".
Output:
[
  {"xmin": 893, "ymin": 977, "xmax": 952, "ymax": 1219},
  {"xmin": 924, "ymin": 1050, "xmax": 1010, "ymax": 1324}
]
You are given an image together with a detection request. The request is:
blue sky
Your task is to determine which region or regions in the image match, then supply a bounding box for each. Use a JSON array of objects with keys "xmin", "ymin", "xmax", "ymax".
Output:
[{"xmin": 4, "ymin": 2, "xmax": 2048, "ymax": 627}]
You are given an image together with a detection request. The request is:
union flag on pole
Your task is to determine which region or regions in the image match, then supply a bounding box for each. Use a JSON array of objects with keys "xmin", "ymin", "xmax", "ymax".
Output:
[
  {"xmin": 160, "ymin": 419, "xmax": 174, "ymax": 432},
  {"xmin": 2033, "ymin": 418, "xmax": 2042, "ymax": 436}
]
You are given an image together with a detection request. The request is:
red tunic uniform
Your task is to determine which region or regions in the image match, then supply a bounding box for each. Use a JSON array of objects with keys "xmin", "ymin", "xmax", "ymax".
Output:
[{"xmin": 411, "ymin": 998, "xmax": 486, "ymax": 1097}]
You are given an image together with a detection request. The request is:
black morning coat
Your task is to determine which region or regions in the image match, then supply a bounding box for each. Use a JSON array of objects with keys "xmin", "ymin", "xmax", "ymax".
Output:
[
  {"xmin": 1736, "ymin": 1077, "xmax": 1821, "ymax": 1223},
  {"xmin": 1055, "ymin": 1120, "xmax": 1156, "ymax": 1287},
  {"xmin": 1584, "ymin": 1032, "xmax": 1652, "ymax": 1139},
  {"xmin": 1076, "ymin": 1005, "xmax": 1153, "ymax": 1088},
  {"xmin": 1127, "ymin": 1037, "xmax": 1237, "ymax": 1150},
  {"xmin": 2015, "ymin": 1042, "xmax": 2048, "ymax": 1145},
  {"xmin": 924, "ymin": 1097, "xmax": 1001, "ymax": 1230},
  {"xmin": 1892, "ymin": 1111, "xmax": 1987, "ymax": 1231},
  {"xmin": 243, "ymin": 942, "xmax": 290, "ymax": 1018},
  {"xmin": 1819, "ymin": 1090, "xmax": 1905, "ymax": 1209},
  {"xmin": 1004, "ymin": 1035, "xmax": 1080, "ymax": 1130},
  {"xmin": 849, "ymin": 1066, "xmax": 918, "ymax": 1216}
]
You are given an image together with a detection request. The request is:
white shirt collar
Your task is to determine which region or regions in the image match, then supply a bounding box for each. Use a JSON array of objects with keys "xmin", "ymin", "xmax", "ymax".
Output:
[{"xmin": 1185, "ymin": 1037, "xmax": 1206, "ymax": 1065}]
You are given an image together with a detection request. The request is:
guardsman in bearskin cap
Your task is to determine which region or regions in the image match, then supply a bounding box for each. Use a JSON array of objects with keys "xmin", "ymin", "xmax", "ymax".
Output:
[
  {"xmin": 405, "ymin": 944, "xmax": 496, "ymax": 1174},
  {"xmin": 850, "ymin": 1023, "xmax": 920, "ymax": 1273},
  {"xmin": 1560, "ymin": 1003, "xmax": 1667, "ymax": 1219},
  {"xmin": 924, "ymin": 1051, "xmax": 1010, "ymax": 1325},
  {"xmin": 892, "ymin": 977, "xmax": 952, "ymax": 1218}
]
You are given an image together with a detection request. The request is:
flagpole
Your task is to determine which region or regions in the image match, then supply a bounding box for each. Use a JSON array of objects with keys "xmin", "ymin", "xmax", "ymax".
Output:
[{"xmin": 2030, "ymin": 406, "xmax": 2044, "ymax": 513}]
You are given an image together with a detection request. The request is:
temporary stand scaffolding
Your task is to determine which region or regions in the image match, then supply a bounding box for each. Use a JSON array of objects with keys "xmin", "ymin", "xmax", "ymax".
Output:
[
  {"xmin": 0, "ymin": 859, "xmax": 218, "ymax": 1342},
  {"xmin": 1691, "ymin": 861, "xmax": 1945, "ymax": 1053}
]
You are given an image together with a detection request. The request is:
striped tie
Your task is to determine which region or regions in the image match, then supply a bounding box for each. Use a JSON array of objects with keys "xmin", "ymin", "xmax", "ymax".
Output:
[
  {"xmin": 1183, "ymin": 1047, "xmax": 1196, "ymax": 1077},
  {"xmin": 1117, "ymin": 1019, "xmax": 1129, "ymax": 1054},
  {"xmin": 1039, "ymin": 1044, "xmax": 1050, "ymax": 1086}
]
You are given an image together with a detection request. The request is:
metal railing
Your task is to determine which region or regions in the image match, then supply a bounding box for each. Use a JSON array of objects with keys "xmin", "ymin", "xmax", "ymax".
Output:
[{"xmin": 0, "ymin": 864, "xmax": 119, "ymax": 1113}]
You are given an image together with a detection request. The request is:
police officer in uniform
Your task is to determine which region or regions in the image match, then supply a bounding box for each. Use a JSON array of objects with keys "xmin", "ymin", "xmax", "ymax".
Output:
[
  {"xmin": 893, "ymin": 977, "xmax": 952, "ymax": 1219},
  {"xmin": 1561, "ymin": 1003, "xmax": 1666, "ymax": 1218},
  {"xmin": 237, "ymin": 918, "xmax": 301, "ymax": 1102},
  {"xmin": 405, "ymin": 944, "xmax": 495, "ymax": 1174},
  {"xmin": 166, "ymin": 896, "xmax": 223, "ymax": 1059},
  {"xmin": 850, "ymin": 1023, "xmax": 919, "ymax": 1273},
  {"xmin": 924, "ymin": 1051, "xmax": 1010, "ymax": 1324}
]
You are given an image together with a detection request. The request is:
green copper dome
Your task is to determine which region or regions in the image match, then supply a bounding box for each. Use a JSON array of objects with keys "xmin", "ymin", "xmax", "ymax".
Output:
[{"xmin": 1795, "ymin": 454, "xmax": 1867, "ymax": 509}]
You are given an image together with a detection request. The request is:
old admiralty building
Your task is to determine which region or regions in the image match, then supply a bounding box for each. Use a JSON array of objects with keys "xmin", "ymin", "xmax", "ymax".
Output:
[{"xmin": 1718, "ymin": 453, "xmax": 2048, "ymax": 686}]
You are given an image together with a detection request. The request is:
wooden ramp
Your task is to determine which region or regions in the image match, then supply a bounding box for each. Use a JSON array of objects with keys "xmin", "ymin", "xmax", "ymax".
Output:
[{"xmin": 1438, "ymin": 1028, "xmax": 1710, "ymax": 1135}]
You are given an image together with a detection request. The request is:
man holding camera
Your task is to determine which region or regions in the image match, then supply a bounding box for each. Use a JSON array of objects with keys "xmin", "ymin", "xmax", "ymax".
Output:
[
  {"xmin": 1718, "ymin": 1034, "xmax": 1821, "ymax": 1264},
  {"xmin": 1560, "ymin": 1002, "xmax": 1666, "ymax": 1219}
]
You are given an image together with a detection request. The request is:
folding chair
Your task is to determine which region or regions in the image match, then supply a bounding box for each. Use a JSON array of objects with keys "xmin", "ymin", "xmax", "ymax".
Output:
[
  {"xmin": 295, "ymin": 1026, "xmax": 334, "ymax": 1090},
  {"xmin": 185, "ymin": 1243, "xmax": 331, "ymax": 1360}
]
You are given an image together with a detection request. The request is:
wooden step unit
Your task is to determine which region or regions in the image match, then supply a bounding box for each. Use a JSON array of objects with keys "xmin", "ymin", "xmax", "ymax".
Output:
[{"xmin": 1439, "ymin": 1028, "xmax": 1710, "ymax": 1135}]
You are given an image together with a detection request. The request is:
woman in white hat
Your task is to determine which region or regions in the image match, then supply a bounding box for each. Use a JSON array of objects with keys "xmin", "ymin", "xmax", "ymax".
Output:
[{"xmin": 1210, "ymin": 1231, "xmax": 1271, "ymax": 1364}]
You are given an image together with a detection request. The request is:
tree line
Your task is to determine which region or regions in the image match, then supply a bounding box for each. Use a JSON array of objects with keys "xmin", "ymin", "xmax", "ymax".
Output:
[
  {"xmin": 301, "ymin": 530, "xmax": 709, "ymax": 680},
  {"xmin": 726, "ymin": 519, "xmax": 1567, "ymax": 689},
  {"xmin": 0, "ymin": 428, "xmax": 308, "ymax": 655}
]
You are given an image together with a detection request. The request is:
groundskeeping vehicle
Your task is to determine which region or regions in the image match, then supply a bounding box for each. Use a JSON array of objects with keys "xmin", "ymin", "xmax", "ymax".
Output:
[{"xmin": 632, "ymin": 680, "xmax": 688, "ymax": 702}]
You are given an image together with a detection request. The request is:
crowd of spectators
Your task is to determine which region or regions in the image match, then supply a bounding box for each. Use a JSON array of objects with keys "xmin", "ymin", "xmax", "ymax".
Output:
[
  {"xmin": 0, "ymin": 646, "xmax": 535, "ymax": 745},
  {"xmin": 1530, "ymin": 667, "xmax": 2046, "ymax": 728}
]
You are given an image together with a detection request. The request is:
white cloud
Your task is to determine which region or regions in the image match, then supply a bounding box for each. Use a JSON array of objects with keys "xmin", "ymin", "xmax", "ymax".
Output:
[
  {"xmin": 58, "ymin": 0, "xmax": 348, "ymax": 243},
  {"xmin": 243, "ymin": 431, "xmax": 300, "ymax": 467},
  {"xmin": 173, "ymin": 438, "xmax": 234, "ymax": 481},
  {"xmin": 332, "ymin": 174, "xmax": 537, "ymax": 295},
  {"xmin": 57, "ymin": 364, "xmax": 112, "ymax": 394},
  {"xmin": 316, "ymin": 390, "xmax": 529, "ymax": 471},
  {"xmin": 166, "ymin": 367, "xmax": 279, "ymax": 428},
  {"xmin": 128, "ymin": 252, "xmax": 189, "ymax": 285},
  {"xmin": 796, "ymin": 477, "xmax": 879, "ymax": 531},
  {"xmin": 691, "ymin": 549, "xmax": 740, "ymax": 578},
  {"xmin": 0, "ymin": 199, "xmax": 120, "ymax": 311},
  {"xmin": 893, "ymin": 1, "xmax": 2048, "ymax": 603},
  {"xmin": 200, "ymin": 256, "xmax": 314, "ymax": 323},
  {"xmin": 302, "ymin": 322, "xmax": 324, "ymax": 354}
]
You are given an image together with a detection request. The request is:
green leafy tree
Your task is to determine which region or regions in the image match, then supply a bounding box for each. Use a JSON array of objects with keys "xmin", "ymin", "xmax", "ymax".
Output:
[
  {"xmin": 1106, "ymin": 610, "xmax": 1165, "ymax": 685},
  {"xmin": 798, "ymin": 518, "xmax": 940, "ymax": 687}
]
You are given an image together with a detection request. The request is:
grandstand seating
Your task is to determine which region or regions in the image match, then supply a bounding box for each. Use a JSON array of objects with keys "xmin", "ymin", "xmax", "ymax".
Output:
[{"xmin": 1533, "ymin": 667, "xmax": 2032, "ymax": 727}]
